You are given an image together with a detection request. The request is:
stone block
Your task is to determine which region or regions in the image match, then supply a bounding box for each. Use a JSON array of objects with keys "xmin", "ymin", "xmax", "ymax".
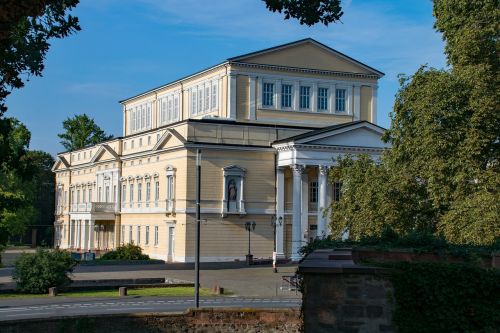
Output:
[
  {"xmin": 119, "ymin": 287, "xmax": 127, "ymax": 296},
  {"xmin": 48, "ymin": 287, "xmax": 57, "ymax": 297}
]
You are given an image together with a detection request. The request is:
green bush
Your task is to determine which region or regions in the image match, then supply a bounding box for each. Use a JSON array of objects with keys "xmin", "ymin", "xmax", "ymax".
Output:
[
  {"xmin": 99, "ymin": 243, "xmax": 150, "ymax": 260},
  {"xmin": 13, "ymin": 249, "xmax": 77, "ymax": 294}
]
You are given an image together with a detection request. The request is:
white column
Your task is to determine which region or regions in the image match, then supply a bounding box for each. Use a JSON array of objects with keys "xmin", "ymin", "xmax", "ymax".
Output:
[
  {"xmin": 76, "ymin": 220, "xmax": 80, "ymax": 249},
  {"xmin": 82, "ymin": 220, "xmax": 88, "ymax": 251},
  {"xmin": 227, "ymin": 73, "xmax": 237, "ymax": 119},
  {"xmin": 291, "ymin": 164, "xmax": 304, "ymax": 261},
  {"xmin": 317, "ymin": 165, "xmax": 329, "ymax": 238},
  {"xmin": 89, "ymin": 220, "xmax": 95, "ymax": 250},
  {"xmin": 68, "ymin": 220, "xmax": 72, "ymax": 248},
  {"xmin": 353, "ymin": 85, "xmax": 361, "ymax": 120},
  {"xmin": 301, "ymin": 169, "xmax": 309, "ymax": 246},
  {"xmin": 248, "ymin": 76, "xmax": 256, "ymax": 120},
  {"xmin": 275, "ymin": 167, "xmax": 285, "ymax": 257},
  {"xmin": 371, "ymin": 85, "xmax": 378, "ymax": 124}
]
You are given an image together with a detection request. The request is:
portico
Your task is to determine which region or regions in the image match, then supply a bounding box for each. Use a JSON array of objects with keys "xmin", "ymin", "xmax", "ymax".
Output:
[{"xmin": 273, "ymin": 121, "xmax": 389, "ymax": 261}]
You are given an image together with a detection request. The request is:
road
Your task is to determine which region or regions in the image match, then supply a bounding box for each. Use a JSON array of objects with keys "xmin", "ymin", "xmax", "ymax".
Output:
[{"xmin": 0, "ymin": 297, "xmax": 301, "ymax": 321}]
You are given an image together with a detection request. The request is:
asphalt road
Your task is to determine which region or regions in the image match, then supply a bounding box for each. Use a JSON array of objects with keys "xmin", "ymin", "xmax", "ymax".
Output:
[{"xmin": 0, "ymin": 297, "xmax": 301, "ymax": 321}]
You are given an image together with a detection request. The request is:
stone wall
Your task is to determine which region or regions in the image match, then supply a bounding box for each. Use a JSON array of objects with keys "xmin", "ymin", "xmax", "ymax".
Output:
[
  {"xmin": 0, "ymin": 308, "xmax": 301, "ymax": 333},
  {"xmin": 299, "ymin": 249, "xmax": 396, "ymax": 333}
]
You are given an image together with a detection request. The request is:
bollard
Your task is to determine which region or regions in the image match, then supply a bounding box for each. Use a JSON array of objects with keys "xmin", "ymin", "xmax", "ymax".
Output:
[
  {"xmin": 48, "ymin": 287, "xmax": 57, "ymax": 297},
  {"xmin": 119, "ymin": 287, "xmax": 127, "ymax": 296}
]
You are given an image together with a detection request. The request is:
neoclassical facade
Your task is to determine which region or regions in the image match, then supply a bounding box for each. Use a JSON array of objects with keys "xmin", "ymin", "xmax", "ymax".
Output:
[{"xmin": 53, "ymin": 39, "xmax": 388, "ymax": 262}]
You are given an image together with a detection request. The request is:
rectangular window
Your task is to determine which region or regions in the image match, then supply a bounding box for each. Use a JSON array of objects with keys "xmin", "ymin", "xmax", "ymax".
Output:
[
  {"xmin": 155, "ymin": 181, "xmax": 159, "ymax": 201},
  {"xmin": 191, "ymin": 90, "xmax": 197, "ymax": 115},
  {"xmin": 204, "ymin": 85, "xmax": 210, "ymax": 111},
  {"xmin": 129, "ymin": 184, "xmax": 134, "ymax": 203},
  {"xmin": 137, "ymin": 183, "xmax": 142, "ymax": 205},
  {"xmin": 154, "ymin": 226, "xmax": 159, "ymax": 245},
  {"xmin": 318, "ymin": 87, "xmax": 328, "ymax": 111},
  {"xmin": 335, "ymin": 89, "xmax": 346, "ymax": 112},
  {"xmin": 122, "ymin": 184, "xmax": 126, "ymax": 203},
  {"xmin": 300, "ymin": 86, "xmax": 310, "ymax": 109},
  {"xmin": 173, "ymin": 95, "xmax": 179, "ymax": 120},
  {"xmin": 167, "ymin": 99, "xmax": 173, "ymax": 122},
  {"xmin": 105, "ymin": 186, "xmax": 110, "ymax": 202},
  {"xmin": 197, "ymin": 87, "xmax": 203, "ymax": 114},
  {"xmin": 211, "ymin": 83, "xmax": 217, "ymax": 109},
  {"xmin": 82, "ymin": 189, "xmax": 86, "ymax": 203},
  {"xmin": 129, "ymin": 226, "xmax": 133, "ymax": 244},
  {"xmin": 281, "ymin": 84, "xmax": 293, "ymax": 108},
  {"xmin": 146, "ymin": 104, "xmax": 151, "ymax": 128},
  {"xmin": 146, "ymin": 182, "xmax": 151, "ymax": 202},
  {"xmin": 88, "ymin": 189, "xmax": 92, "ymax": 202},
  {"xmin": 333, "ymin": 182, "xmax": 343, "ymax": 202},
  {"xmin": 137, "ymin": 226, "xmax": 141, "ymax": 245},
  {"xmin": 124, "ymin": 142, "xmax": 127, "ymax": 150},
  {"xmin": 145, "ymin": 226, "xmax": 149, "ymax": 245},
  {"xmin": 139, "ymin": 138, "xmax": 143, "ymax": 147},
  {"xmin": 121, "ymin": 226, "xmax": 125, "ymax": 244},
  {"xmin": 77, "ymin": 190, "xmax": 80, "ymax": 204},
  {"xmin": 309, "ymin": 181, "xmax": 318, "ymax": 203},
  {"xmin": 131, "ymin": 140, "xmax": 135, "ymax": 149},
  {"xmin": 263, "ymin": 82, "xmax": 274, "ymax": 107},
  {"xmin": 148, "ymin": 136, "xmax": 151, "ymax": 145}
]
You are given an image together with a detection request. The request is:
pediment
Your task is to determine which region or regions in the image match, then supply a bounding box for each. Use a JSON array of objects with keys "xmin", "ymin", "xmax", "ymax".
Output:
[
  {"xmin": 90, "ymin": 144, "xmax": 119, "ymax": 163},
  {"xmin": 299, "ymin": 123, "xmax": 389, "ymax": 149},
  {"xmin": 230, "ymin": 39, "xmax": 383, "ymax": 76},
  {"xmin": 152, "ymin": 128, "xmax": 185, "ymax": 151},
  {"xmin": 51, "ymin": 156, "xmax": 70, "ymax": 172}
]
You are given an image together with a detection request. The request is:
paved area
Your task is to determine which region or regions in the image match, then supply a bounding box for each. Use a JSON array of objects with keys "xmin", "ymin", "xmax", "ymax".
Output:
[
  {"xmin": 0, "ymin": 262, "xmax": 299, "ymax": 297},
  {"xmin": 0, "ymin": 297, "xmax": 301, "ymax": 321}
]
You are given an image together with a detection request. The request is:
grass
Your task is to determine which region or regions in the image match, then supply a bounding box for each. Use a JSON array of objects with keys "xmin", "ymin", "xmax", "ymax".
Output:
[{"xmin": 0, "ymin": 286, "xmax": 217, "ymax": 298}]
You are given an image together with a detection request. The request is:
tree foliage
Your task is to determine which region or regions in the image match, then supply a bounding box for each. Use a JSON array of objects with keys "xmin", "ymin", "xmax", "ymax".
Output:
[
  {"xmin": 0, "ymin": 0, "xmax": 80, "ymax": 115},
  {"xmin": 263, "ymin": 0, "xmax": 343, "ymax": 26},
  {"xmin": 58, "ymin": 114, "xmax": 113, "ymax": 151},
  {"xmin": 328, "ymin": 0, "xmax": 499, "ymax": 246}
]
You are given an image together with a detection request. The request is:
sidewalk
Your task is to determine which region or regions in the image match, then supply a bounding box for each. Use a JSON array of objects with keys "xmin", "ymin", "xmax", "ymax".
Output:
[{"xmin": 0, "ymin": 262, "xmax": 300, "ymax": 298}]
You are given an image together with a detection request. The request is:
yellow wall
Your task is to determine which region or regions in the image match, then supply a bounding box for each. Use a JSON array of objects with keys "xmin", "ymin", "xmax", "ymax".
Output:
[{"xmin": 360, "ymin": 86, "xmax": 372, "ymax": 122}]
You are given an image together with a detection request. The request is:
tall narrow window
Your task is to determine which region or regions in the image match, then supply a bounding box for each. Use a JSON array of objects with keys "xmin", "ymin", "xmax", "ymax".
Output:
[
  {"xmin": 145, "ymin": 226, "xmax": 150, "ymax": 245},
  {"xmin": 82, "ymin": 189, "xmax": 86, "ymax": 203},
  {"xmin": 154, "ymin": 226, "xmax": 159, "ymax": 245},
  {"xmin": 191, "ymin": 90, "xmax": 197, "ymax": 115},
  {"xmin": 204, "ymin": 85, "xmax": 210, "ymax": 111},
  {"xmin": 146, "ymin": 182, "xmax": 151, "ymax": 207},
  {"xmin": 300, "ymin": 86, "xmax": 311, "ymax": 109},
  {"xmin": 281, "ymin": 84, "xmax": 293, "ymax": 108},
  {"xmin": 262, "ymin": 83, "xmax": 274, "ymax": 107},
  {"xmin": 335, "ymin": 89, "xmax": 346, "ymax": 112},
  {"xmin": 197, "ymin": 87, "xmax": 203, "ymax": 114},
  {"xmin": 129, "ymin": 226, "xmax": 133, "ymax": 244},
  {"xmin": 129, "ymin": 184, "xmax": 134, "ymax": 207},
  {"xmin": 211, "ymin": 83, "xmax": 217, "ymax": 109},
  {"xmin": 88, "ymin": 189, "xmax": 92, "ymax": 202},
  {"xmin": 333, "ymin": 182, "xmax": 343, "ymax": 201},
  {"xmin": 137, "ymin": 226, "xmax": 141, "ymax": 245},
  {"xmin": 77, "ymin": 190, "xmax": 80, "ymax": 204},
  {"xmin": 155, "ymin": 181, "xmax": 160, "ymax": 202},
  {"xmin": 167, "ymin": 99, "xmax": 173, "ymax": 122},
  {"xmin": 121, "ymin": 226, "xmax": 125, "ymax": 244},
  {"xmin": 309, "ymin": 181, "xmax": 318, "ymax": 203},
  {"xmin": 122, "ymin": 184, "xmax": 126, "ymax": 203},
  {"xmin": 318, "ymin": 87, "xmax": 328, "ymax": 111},
  {"xmin": 173, "ymin": 96, "xmax": 179, "ymax": 121},
  {"xmin": 105, "ymin": 186, "xmax": 110, "ymax": 202},
  {"xmin": 137, "ymin": 183, "xmax": 142, "ymax": 207},
  {"xmin": 146, "ymin": 104, "xmax": 151, "ymax": 128}
]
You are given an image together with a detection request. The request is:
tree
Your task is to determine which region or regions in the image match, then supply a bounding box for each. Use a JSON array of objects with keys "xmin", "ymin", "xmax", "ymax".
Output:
[
  {"xmin": 0, "ymin": 0, "xmax": 80, "ymax": 115},
  {"xmin": 58, "ymin": 114, "xmax": 113, "ymax": 151},
  {"xmin": 263, "ymin": 0, "xmax": 343, "ymax": 26},
  {"xmin": 329, "ymin": 0, "xmax": 499, "ymax": 245}
]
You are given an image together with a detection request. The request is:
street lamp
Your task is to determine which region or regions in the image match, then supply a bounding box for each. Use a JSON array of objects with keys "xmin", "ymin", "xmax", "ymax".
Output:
[
  {"xmin": 271, "ymin": 216, "xmax": 283, "ymax": 273},
  {"xmin": 245, "ymin": 221, "xmax": 256, "ymax": 265}
]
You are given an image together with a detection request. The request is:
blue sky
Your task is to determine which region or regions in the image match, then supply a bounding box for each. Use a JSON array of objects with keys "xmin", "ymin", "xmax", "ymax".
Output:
[{"xmin": 6, "ymin": 0, "xmax": 447, "ymax": 155}]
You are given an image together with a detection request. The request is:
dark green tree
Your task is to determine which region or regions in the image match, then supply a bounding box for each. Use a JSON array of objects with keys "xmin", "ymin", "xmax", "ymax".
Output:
[
  {"xmin": 0, "ymin": 0, "xmax": 80, "ymax": 115},
  {"xmin": 58, "ymin": 114, "xmax": 113, "ymax": 151},
  {"xmin": 263, "ymin": 0, "xmax": 343, "ymax": 26}
]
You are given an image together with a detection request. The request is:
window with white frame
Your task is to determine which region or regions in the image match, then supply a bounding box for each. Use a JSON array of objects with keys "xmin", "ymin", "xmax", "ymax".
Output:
[
  {"xmin": 154, "ymin": 226, "xmax": 159, "ymax": 245},
  {"xmin": 145, "ymin": 226, "xmax": 149, "ymax": 245},
  {"xmin": 262, "ymin": 82, "xmax": 274, "ymax": 107},
  {"xmin": 129, "ymin": 225, "xmax": 133, "ymax": 244},
  {"xmin": 335, "ymin": 88, "xmax": 346, "ymax": 112},
  {"xmin": 197, "ymin": 86, "xmax": 203, "ymax": 114},
  {"xmin": 318, "ymin": 87, "xmax": 328, "ymax": 111},
  {"xmin": 137, "ymin": 182, "xmax": 142, "ymax": 207},
  {"xmin": 129, "ymin": 184, "xmax": 134, "ymax": 207},
  {"xmin": 129, "ymin": 102, "xmax": 152, "ymax": 133},
  {"xmin": 155, "ymin": 180, "xmax": 159, "ymax": 203},
  {"xmin": 281, "ymin": 84, "xmax": 293, "ymax": 108},
  {"xmin": 300, "ymin": 86, "xmax": 311, "ymax": 109},
  {"xmin": 211, "ymin": 82, "xmax": 217, "ymax": 109},
  {"xmin": 204, "ymin": 85, "xmax": 210, "ymax": 112},
  {"xmin": 146, "ymin": 182, "xmax": 151, "ymax": 205},
  {"xmin": 190, "ymin": 90, "xmax": 197, "ymax": 115},
  {"xmin": 190, "ymin": 79, "xmax": 218, "ymax": 116},
  {"xmin": 137, "ymin": 226, "xmax": 141, "ymax": 244},
  {"xmin": 121, "ymin": 226, "xmax": 125, "ymax": 244},
  {"xmin": 105, "ymin": 186, "xmax": 110, "ymax": 202},
  {"xmin": 82, "ymin": 189, "xmax": 86, "ymax": 203},
  {"xmin": 122, "ymin": 184, "xmax": 126, "ymax": 205},
  {"xmin": 309, "ymin": 181, "xmax": 318, "ymax": 203}
]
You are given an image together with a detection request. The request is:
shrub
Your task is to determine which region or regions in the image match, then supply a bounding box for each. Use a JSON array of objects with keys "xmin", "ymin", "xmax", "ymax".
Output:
[
  {"xmin": 99, "ymin": 243, "xmax": 149, "ymax": 260},
  {"xmin": 13, "ymin": 249, "xmax": 77, "ymax": 294}
]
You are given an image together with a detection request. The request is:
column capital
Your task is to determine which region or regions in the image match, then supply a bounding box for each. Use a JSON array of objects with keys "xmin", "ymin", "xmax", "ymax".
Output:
[
  {"xmin": 291, "ymin": 164, "xmax": 305, "ymax": 175},
  {"xmin": 319, "ymin": 165, "xmax": 330, "ymax": 175}
]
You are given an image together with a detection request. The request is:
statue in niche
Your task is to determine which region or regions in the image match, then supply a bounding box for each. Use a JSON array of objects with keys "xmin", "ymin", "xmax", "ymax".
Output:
[{"xmin": 228, "ymin": 179, "xmax": 237, "ymax": 201}]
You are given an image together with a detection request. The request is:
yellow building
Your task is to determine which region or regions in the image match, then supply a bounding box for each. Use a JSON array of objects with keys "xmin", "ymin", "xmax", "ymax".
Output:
[{"xmin": 52, "ymin": 39, "xmax": 388, "ymax": 262}]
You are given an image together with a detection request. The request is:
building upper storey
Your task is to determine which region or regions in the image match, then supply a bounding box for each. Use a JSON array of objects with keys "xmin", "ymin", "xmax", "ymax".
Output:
[{"xmin": 119, "ymin": 38, "xmax": 383, "ymax": 136}]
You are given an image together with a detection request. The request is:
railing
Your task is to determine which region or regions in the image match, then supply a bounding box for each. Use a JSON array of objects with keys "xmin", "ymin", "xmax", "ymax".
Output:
[{"xmin": 70, "ymin": 202, "xmax": 117, "ymax": 213}]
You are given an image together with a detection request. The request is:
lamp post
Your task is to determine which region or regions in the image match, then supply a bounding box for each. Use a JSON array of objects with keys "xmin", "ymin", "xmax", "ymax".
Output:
[
  {"xmin": 271, "ymin": 215, "xmax": 283, "ymax": 273},
  {"xmin": 245, "ymin": 221, "xmax": 256, "ymax": 265}
]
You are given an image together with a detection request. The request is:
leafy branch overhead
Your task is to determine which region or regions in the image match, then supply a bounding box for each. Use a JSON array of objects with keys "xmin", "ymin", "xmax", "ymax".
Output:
[
  {"xmin": 0, "ymin": 0, "xmax": 80, "ymax": 115},
  {"xmin": 263, "ymin": 0, "xmax": 343, "ymax": 26},
  {"xmin": 58, "ymin": 114, "xmax": 113, "ymax": 151}
]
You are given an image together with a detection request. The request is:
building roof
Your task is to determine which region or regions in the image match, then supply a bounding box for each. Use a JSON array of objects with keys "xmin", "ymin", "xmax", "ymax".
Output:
[{"xmin": 119, "ymin": 38, "xmax": 384, "ymax": 104}]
